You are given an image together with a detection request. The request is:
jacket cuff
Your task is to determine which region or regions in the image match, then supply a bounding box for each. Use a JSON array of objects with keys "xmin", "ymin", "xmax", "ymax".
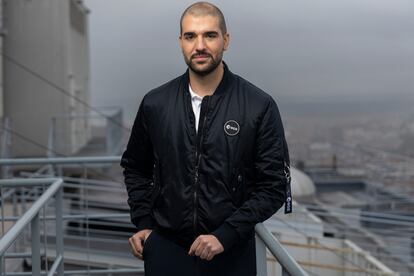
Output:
[
  {"xmin": 132, "ymin": 215, "xmax": 154, "ymax": 231},
  {"xmin": 211, "ymin": 223, "xmax": 239, "ymax": 251}
]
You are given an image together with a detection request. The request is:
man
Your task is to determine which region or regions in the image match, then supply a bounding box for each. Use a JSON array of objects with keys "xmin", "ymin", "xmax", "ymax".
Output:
[{"xmin": 121, "ymin": 2, "xmax": 291, "ymax": 275}]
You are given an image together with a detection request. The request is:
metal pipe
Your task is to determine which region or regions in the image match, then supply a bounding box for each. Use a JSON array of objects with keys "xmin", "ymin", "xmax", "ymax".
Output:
[
  {"xmin": 0, "ymin": 213, "xmax": 129, "ymax": 222},
  {"xmin": 0, "ymin": 178, "xmax": 63, "ymax": 187},
  {"xmin": 31, "ymin": 214, "xmax": 41, "ymax": 276},
  {"xmin": 56, "ymin": 186, "xmax": 64, "ymax": 276},
  {"xmin": 0, "ymin": 156, "xmax": 120, "ymax": 165},
  {"xmin": 0, "ymin": 179, "xmax": 63, "ymax": 256},
  {"xmin": 47, "ymin": 255, "xmax": 63, "ymax": 276},
  {"xmin": 3, "ymin": 252, "xmax": 46, "ymax": 258},
  {"xmin": 5, "ymin": 268, "xmax": 144, "ymax": 276},
  {"xmin": 255, "ymin": 223, "xmax": 308, "ymax": 276},
  {"xmin": 302, "ymin": 203, "xmax": 414, "ymax": 222},
  {"xmin": 1, "ymin": 184, "xmax": 5, "ymax": 239},
  {"xmin": 255, "ymin": 235, "xmax": 268, "ymax": 276}
]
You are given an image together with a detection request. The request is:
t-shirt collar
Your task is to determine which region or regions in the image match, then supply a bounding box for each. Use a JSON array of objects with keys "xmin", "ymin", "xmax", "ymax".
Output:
[{"xmin": 188, "ymin": 85, "xmax": 204, "ymax": 100}]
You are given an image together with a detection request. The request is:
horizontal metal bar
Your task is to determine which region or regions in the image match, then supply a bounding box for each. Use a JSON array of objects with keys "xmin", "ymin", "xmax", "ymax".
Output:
[
  {"xmin": 60, "ymin": 176, "xmax": 121, "ymax": 187},
  {"xmin": 64, "ymin": 268, "xmax": 145, "ymax": 275},
  {"xmin": 63, "ymin": 227, "xmax": 132, "ymax": 238},
  {"xmin": 20, "ymin": 172, "xmax": 121, "ymax": 187},
  {"xmin": 0, "ymin": 179, "xmax": 63, "ymax": 256},
  {"xmin": 0, "ymin": 213, "xmax": 129, "ymax": 222},
  {"xmin": 3, "ymin": 268, "xmax": 144, "ymax": 276},
  {"xmin": 255, "ymin": 223, "xmax": 308, "ymax": 276},
  {"xmin": 0, "ymin": 156, "xmax": 121, "ymax": 166},
  {"xmin": 304, "ymin": 210, "xmax": 414, "ymax": 227},
  {"xmin": 58, "ymin": 235, "xmax": 130, "ymax": 245},
  {"xmin": 302, "ymin": 203, "xmax": 414, "ymax": 222},
  {"xmin": 280, "ymin": 238, "xmax": 412, "ymax": 258},
  {"xmin": 47, "ymin": 254, "xmax": 63, "ymax": 276},
  {"xmin": 61, "ymin": 183, "xmax": 123, "ymax": 192},
  {"xmin": 4, "ymin": 252, "xmax": 39, "ymax": 258},
  {"xmin": 0, "ymin": 178, "xmax": 62, "ymax": 188}
]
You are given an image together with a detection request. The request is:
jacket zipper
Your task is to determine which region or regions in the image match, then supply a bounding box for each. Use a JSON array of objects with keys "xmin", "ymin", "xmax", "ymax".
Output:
[{"xmin": 193, "ymin": 96, "xmax": 211, "ymax": 236}]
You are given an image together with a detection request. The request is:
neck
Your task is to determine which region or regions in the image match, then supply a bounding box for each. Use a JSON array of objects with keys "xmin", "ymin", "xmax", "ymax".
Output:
[{"xmin": 189, "ymin": 62, "xmax": 224, "ymax": 97}]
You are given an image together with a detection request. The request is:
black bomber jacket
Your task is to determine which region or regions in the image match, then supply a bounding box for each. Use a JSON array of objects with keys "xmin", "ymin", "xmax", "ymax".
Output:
[{"xmin": 120, "ymin": 62, "xmax": 291, "ymax": 251}]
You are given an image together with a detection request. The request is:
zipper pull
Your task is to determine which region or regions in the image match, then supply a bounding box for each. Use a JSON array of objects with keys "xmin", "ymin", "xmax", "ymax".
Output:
[{"xmin": 194, "ymin": 169, "xmax": 199, "ymax": 182}]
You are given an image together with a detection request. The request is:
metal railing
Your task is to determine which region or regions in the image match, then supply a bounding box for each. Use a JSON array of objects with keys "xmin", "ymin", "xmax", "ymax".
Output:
[
  {"xmin": 0, "ymin": 156, "xmax": 308, "ymax": 276},
  {"xmin": 0, "ymin": 178, "xmax": 64, "ymax": 276},
  {"xmin": 255, "ymin": 223, "xmax": 308, "ymax": 276},
  {"xmin": 3, "ymin": 156, "xmax": 407, "ymax": 275}
]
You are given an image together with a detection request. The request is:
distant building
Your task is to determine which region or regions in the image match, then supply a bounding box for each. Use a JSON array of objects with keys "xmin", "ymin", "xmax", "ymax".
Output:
[
  {"xmin": 0, "ymin": 0, "xmax": 3, "ymax": 119},
  {"xmin": 3, "ymin": 0, "xmax": 91, "ymax": 157}
]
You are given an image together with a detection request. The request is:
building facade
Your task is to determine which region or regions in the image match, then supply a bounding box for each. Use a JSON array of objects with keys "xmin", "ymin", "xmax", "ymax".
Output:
[{"xmin": 3, "ymin": 0, "xmax": 91, "ymax": 157}]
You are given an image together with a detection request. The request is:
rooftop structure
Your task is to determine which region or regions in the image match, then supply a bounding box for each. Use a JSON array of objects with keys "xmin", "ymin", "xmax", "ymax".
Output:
[{"xmin": 3, "ymin": 0, "xmax": 91, "ymax": 157}]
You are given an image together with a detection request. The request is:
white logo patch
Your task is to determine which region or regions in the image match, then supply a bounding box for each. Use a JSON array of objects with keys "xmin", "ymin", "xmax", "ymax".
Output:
[{"xmin": 224, "ymin": 120, "xmax": 240, "ymax": 136}]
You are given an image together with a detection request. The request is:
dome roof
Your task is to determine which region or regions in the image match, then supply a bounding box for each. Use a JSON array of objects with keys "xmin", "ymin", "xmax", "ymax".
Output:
[{"xmin": 290, "ymin": 167, "xmax": 315, "ymax": 197}]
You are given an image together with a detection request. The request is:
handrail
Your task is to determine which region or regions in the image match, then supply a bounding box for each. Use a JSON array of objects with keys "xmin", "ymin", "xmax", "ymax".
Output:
[
  {"xmin": 0, "ymin": 178, "xmax": 64, "ymax": 276},
  {"xmin": 255, "ymin": 223, "xmax": 308, "ymax": 276},
  {"xmin": 0, "ymin": 156, "xmax": 120, "ymax": 165}
]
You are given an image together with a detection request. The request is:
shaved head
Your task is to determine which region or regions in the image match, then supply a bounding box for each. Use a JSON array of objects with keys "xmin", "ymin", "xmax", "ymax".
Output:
[{"xmin": 180, "ymin": 2, "xmax": 227, "ymax": 35}]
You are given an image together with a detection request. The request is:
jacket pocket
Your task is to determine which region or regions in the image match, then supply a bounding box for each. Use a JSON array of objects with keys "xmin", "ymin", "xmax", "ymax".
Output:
[
  {"xmin": 230, "ymin": 167, "xmax": 245, "ymax": 207},
  {"xmin": 150, "ymin": 162, "xmax": 162, "ymax": 208}
]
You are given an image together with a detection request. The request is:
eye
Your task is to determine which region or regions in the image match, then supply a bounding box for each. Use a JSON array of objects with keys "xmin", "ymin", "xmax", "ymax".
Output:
[
  {"xmin": 206, "ymin": 32, "xmax": 218, "ymax": 39},
  {"xmin": 184, "ymin": 33, "xmax": 195, "ymax": 40}
]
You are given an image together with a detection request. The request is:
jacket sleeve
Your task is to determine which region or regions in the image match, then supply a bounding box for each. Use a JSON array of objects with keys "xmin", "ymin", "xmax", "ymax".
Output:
[
  {"xmin": 120, "ymin": 97, "xmax": 156, "ymax": 231},
  {"xmin": 212, "ymin": 96, "xmax": 288, "ymax": 251}
]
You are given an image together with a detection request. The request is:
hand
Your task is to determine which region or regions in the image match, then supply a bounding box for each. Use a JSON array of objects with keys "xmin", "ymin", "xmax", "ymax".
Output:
[
  {"xmin": 128, "ymin": 229, "xmax": 152, "ymax": 260},
  {"xmin": 188, "ymin": 234, "xmax": 224, "ymax": 261}
]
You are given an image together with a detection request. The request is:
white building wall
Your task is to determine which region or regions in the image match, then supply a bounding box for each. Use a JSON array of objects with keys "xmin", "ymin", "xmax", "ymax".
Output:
[
  {"xmin": 0, "ymin": 0, "xmax": 3, "ymax": 119},
  {"xmin": 3, "ymin": 0, "xmax": 90, "ymax": 157},
  {"xmin": 0, "ymin": 41, "xmax": 2, "ymax": 119},
  {"xmin": 67, "ymin": 0, "xmax": 92, "ymax": 154}
]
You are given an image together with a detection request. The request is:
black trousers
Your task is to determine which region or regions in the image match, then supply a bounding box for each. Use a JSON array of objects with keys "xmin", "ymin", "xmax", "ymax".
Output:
[{"xmin": 143, "ymin": 230, "xmax": 256, "ymax": 276}]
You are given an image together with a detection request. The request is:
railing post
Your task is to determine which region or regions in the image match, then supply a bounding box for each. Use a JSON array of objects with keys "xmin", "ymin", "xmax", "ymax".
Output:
[
  {"xmin": 12, "ymin": 190, "xmax": 18, "ymax": 252},
  {"xmin": 256, "ymin": 234, "xmax": 268, "ymax": 276},
  {"xmin": 56, "ymin": 186, "xmax": 64, "ymax": 276},
  {"xmin": 47, "ymin": 118, "xmax": 57, "ymax": 175},
  {"xmin": 31, "ymin": 213, "xmax": 41, "ymax": 276},
  {"xmin": 106, "ymin": 114, "xmax": 112, "ymax": 155},
  {"xmin": 0, "ymin": 256, "xmax": 3, "ymax": 276},
  {"xmin": 0, "ymin": 117, "xmax": 11, "ymax": 179}
]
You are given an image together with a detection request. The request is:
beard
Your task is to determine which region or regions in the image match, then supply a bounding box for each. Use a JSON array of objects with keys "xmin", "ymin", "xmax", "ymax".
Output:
[{"xmin": 184, "ymin": 51, "xmax": 223, "ymax": 77}]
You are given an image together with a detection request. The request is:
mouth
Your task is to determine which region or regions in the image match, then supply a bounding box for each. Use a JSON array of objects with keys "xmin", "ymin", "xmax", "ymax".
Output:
[{"xmin": 192, "ymin": 54, "xmax": 210, "ymax": 61}]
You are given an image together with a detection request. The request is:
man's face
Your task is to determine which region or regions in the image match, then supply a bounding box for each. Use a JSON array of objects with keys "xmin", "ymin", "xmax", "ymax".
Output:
[{"xmin": 179, "ymin": 15, "xmax": 229, "ymax": 76}]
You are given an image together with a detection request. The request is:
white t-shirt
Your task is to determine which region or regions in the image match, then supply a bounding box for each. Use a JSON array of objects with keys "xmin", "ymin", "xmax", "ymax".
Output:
[{"xmin": 188, "ymin": 85, "xmax": 204, "ymax": 133}]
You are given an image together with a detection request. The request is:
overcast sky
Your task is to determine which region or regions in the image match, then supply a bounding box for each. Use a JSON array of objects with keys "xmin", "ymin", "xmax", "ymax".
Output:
[{"xmin": 83, "ymin": 0, "xmax": 414, "ymax": 120}]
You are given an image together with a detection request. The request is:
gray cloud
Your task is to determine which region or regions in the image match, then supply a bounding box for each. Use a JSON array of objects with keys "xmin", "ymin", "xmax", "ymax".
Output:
[{"xmin": 84, "ymin": 0, "xmax": 414, "ymax": 120}]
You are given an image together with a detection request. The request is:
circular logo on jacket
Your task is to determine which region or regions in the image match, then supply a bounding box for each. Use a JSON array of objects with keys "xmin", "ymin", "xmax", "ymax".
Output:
[{"xmin": 224, "ymin": 120, "xmax": 240, "ymax": 136}]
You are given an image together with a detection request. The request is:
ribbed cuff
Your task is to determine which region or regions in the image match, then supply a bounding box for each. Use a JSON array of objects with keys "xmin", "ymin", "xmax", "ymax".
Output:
[
  {"xmin": 132, "ymin": 215, "xmax": 154, "ymax": 231},
  {"xmin": 211, "ymin": 223, "xmax": 239, "ymax": 251}
]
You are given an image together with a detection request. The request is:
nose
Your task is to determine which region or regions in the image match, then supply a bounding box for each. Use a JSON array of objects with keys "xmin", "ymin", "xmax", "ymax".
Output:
[{"xmin": 195, "ymin": 36, "xmax": 206, "ymax": 51}]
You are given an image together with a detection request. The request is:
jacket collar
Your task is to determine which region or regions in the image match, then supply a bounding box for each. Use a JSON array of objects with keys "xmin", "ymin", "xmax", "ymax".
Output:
[{"xmin": 182, "ymin": 61, "xmax": 234, "ymax": 97}]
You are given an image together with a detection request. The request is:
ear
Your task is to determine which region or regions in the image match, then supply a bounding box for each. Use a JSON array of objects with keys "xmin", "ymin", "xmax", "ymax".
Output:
[
  {"xmin": 223, "ymin": 33, "xmax": 230, "ymax": 51},
  {"xmin": 179, "ymin": 35, "xmax": 183, "ymax": 49}
]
